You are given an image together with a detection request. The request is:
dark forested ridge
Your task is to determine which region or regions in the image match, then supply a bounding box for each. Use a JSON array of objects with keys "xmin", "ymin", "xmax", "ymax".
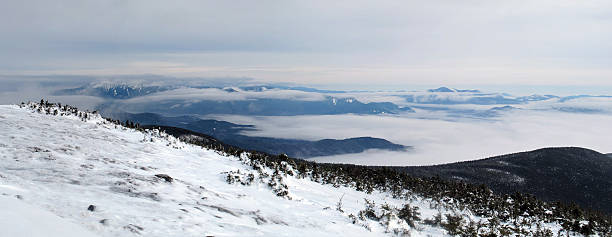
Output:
[
  {"xmin": 394, "ymin": 147, "xmax": 612, "ymax": 214},
  {"xmin": 149, "ymin": 122, "xmax": 612, "ymax": 218},
  {"xmin": 108, "ymin": 112, "xmax": 408, "ymax": 158}
]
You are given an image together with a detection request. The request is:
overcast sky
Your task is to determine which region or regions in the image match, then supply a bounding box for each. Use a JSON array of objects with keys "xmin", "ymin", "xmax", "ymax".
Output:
[{"xmin": 2, "ymin": 0, "xmax": 612, "ymax": 89}]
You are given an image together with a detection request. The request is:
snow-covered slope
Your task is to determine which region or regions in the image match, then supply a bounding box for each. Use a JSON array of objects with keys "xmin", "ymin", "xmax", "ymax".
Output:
[
  {"xmin": 0, "ymin": 104, "xmax": 451, "ymax": 236},
  {"xmin": 2, "ymin": 103, "xmax": 606, "ymax": 236},
  {"xmin": 0, "ymin": 194, "xmax": 98, "ymax": 237}
]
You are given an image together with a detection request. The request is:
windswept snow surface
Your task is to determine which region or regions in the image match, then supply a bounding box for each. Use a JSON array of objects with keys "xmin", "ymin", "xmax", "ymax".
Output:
[
  {"xmin": 0, "ymin": 105, "xmax": 458, "ymax": 236},
  {"xmin": 0, "ymin": 194, "xmax": 98, "ymax": 237}
]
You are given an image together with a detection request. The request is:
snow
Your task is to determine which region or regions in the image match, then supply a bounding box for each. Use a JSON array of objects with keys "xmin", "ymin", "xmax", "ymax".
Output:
[
  {"xmin": 0, "ymin": 104, "xmax": 580, "ymax": 236},
  {"xmin": 0, "ymin": 193, "xmax": 98, "ymax": 237},
  {"xmin": 0, "ymin": 104, "xmax": 455, "ymax": 236}
]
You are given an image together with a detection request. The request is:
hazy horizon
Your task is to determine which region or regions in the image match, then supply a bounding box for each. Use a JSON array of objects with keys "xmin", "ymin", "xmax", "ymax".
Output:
[{"xmin": 2, "ymin": 1, "xmax": 612, "ymax": 89}]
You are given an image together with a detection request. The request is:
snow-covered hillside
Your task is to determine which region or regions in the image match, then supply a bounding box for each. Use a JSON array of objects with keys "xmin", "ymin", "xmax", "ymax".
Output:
[
  {"xmin": 0, "ymin": 103, "xmax": 606, "ymax": 236},
  {"xmin": 0, "ymin": 104, "xmax": 443, "ymax": 236}
]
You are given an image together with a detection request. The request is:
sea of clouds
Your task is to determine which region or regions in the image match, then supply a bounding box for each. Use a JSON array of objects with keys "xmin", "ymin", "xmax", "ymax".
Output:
[
  {"xmin": 3, "ymin": 76, "xmax": 612, "ymax": 166},
  {"xmin": 208, "ymin": 106, "xmax": 612, "ymax": 166}
]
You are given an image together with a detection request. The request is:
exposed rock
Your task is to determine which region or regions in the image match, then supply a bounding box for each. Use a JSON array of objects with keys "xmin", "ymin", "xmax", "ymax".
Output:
[
  {"xmin": 99, "ymin": 219, "xmax": 110, "ymax": 226},
  {"xmin": 123, "ymin": 224, "xmax": 144, "ymax": 234},
  {"xmin": 155, "ymin": 174, "xmax": 173, "ymax": 183}
]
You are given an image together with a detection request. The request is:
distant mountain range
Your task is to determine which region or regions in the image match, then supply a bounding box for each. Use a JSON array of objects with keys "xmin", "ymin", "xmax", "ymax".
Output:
[
  {"xmin": 394, "ymin": 147, "xmax": 612, "ymax": 214},
  {"xmin": 53, "ymin": 82, "xmax": 612, "ymax": 118},
  {"xmin": 107, "ymin": 112, "xmax": 409, "ymax": 158},
  {"xmin": 427, "ymin": 87, "xmax": 481, "ymax": 93},
  {"xmin": 55, "ymin": 84, "xmax": 172, "ymax": 99},
  {"xmin": 56, "ymin": 82, "xmax": 609, "ymax": 106},
  {"xmin": 60, "ymin": 83, "xmax": 413, "ymax": 116},
  {"xmin": 402, "ymin": 93, "xmax": 559, "ymax": 105},
  {"xmin": 107, "ymin": 96, "xmax": 414, "ymax": 116}
]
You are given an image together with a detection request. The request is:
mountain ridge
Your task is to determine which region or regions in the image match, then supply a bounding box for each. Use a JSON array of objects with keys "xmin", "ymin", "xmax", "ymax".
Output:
[{"xmin": 394, "ymin": 147, "xmax": 612, "ymax": 214}]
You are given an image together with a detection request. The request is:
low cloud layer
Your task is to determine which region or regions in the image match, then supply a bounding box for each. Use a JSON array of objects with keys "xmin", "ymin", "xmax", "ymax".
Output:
[
  {"xmin": 0, "ymin": 77, "xmax": 103, "ymax": 110},
  {"xmin": 208, "ymin": 109, "xmax": 612, "ymax": 166},
  {"xmin": 3, "ymin": 77, "xmax": 611, "ymax": 167},
  {"xmin": 124, "ymin": 87, "xmax": 327, "ymax": 104}
]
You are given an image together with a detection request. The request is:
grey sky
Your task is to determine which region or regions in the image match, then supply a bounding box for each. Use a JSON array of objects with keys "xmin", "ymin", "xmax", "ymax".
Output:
[{"xmin": 2, "ymin": 0, "xmax": 612, "ymax": 88}]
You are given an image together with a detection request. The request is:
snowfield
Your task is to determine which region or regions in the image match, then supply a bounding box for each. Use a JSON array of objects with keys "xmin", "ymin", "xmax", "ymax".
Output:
[
  {"xmin": 0, "ymin": 104, "xmax": 461, "ymax": 236},
  {"xmin": 0, "ymin": 194, "xmax": 98, "ymax": 237}
]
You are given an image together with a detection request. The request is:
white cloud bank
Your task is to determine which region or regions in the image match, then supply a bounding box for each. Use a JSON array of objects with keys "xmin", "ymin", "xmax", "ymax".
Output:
[
  {"xmin": 124, "ymin": 87, "xmax": 327, "ymax": 104},
  {"xmin": 208, "ymin": 110, "xmax": 612, "ymax": 166}
]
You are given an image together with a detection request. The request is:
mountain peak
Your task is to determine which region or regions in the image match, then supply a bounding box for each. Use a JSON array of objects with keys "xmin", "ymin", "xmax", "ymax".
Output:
[
  {"xmin": 427, "ymin": 87, "xmax": 455, "ymax": 92},
  {"xmin": 427, "ymin": 87, "xmax": 481, "ymax": 93},
  {"xmin": 399, "ymin": 146, "xmax": 612, "ymax": 214}
]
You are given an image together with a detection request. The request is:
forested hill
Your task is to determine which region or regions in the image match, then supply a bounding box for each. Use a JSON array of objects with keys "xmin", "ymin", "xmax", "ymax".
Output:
[{"xmin": 395, "ymin": 147, "xmax": 612, "ymax": 214}]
